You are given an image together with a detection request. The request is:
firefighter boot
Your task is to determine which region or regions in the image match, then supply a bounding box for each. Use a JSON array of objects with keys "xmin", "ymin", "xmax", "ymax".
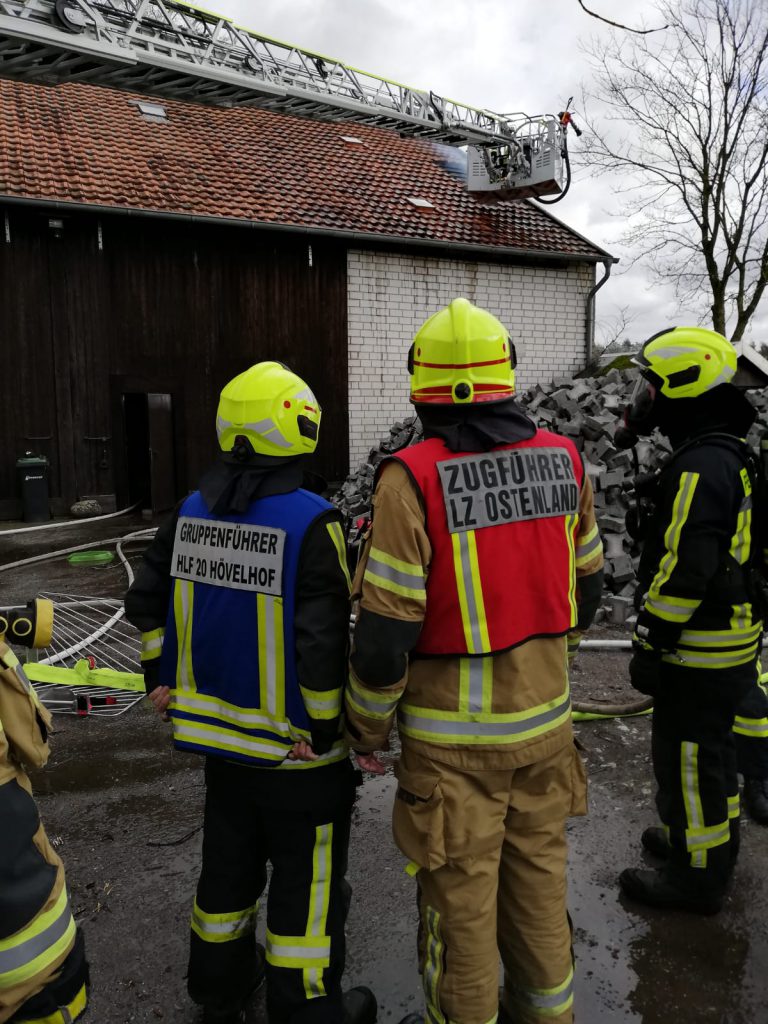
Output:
[
  {"xmin": 619, "ymin": 867, "xmax": 723, "ymax": 915},
  {"xmin": 641, "ymin": 826, "xmax": 671, "ymax": 860},
  {"xmin": 344, "ymin": 986, "xmax": 377, "ymax": 1024},
  {"xmin": 743, "ymin": 777, "xmax": 768, "ymax": 824}
]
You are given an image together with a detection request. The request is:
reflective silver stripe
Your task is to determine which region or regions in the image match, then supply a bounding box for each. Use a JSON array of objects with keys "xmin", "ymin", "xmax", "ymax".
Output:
[
  {"xmin": 508, "ymin": 968, "xmax": 574, "ymax": 1013},
  {"xmin": 366, "ymin": 555, "xmax": 425, "ymax": 592},
  {"xmin": 686, "ymin": 822, "xmax": 730, "ymax": 851},
  {"xmin": 266, "ymin": 940, "xmax": 331, "ymax": 961},
  {"xmin": 173, "ymin": 722, "xmax": 287, "ymax": 758},
  {"xmin": 400, "ymin": 692, "xmax": 571, "ymax": 738},
  {"xmin": 457, "ymin": 532, "xmax": 483, "ymax": 652},
  {"xmin": 179, "ymin": 580, "xmax": 192, "ymax": 690},
  {"xmin": 678, "ymin": 628, "xmax": 761, "ymax": 647},
  {"xmin": 263, "ymin": 596, "xmax": 277, "ymax": 716},
  {"xmin": 141, "ymin": 634, "xmax": 164, "ymax": 657},
  {"xmin": 673, "ymin": 649, "xmax": 758, "ymax": 667},
  {"xmin": 191, "ymin": 902, "xmax": 258, "ymax": 939},
  {"xmin": 575, "ymin": 531, "xmax": 602, "ymax": 559},
  {"xmin": 347, "ymin": 687, "xmax": 400, "ymax": 717},
  {"xmin": 301, "ymin": 692, "xmax": 341, "ymax": 713},
  {"xmin": 468, "ymin": 658, "xmax": 484, "ymax": 713},
  {"xmin": 645, "ymin": 596, "xmax": 699, "ymax": 618},
  {"xmin": 733, "ymin": 717, "xmax": 768, "ymax": 735},
  {"xmin": 0, "ymin": 892, "xmax": 74, "ymax": 978},
  {"xmin": 173, "ymin": 694, "xmax": 294, "ymax": 734}
]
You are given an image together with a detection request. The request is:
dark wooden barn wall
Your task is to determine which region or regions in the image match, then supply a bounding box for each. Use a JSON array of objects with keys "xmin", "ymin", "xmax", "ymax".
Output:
[{"xmin": 0, "ymin": 208, "xmax": 348, "ymax": 517}]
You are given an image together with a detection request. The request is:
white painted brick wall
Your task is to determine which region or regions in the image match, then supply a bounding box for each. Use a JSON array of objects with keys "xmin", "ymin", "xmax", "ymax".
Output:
[{"xmin": 347, "ymin": 250, "xmax": 594, "ymax": 469}]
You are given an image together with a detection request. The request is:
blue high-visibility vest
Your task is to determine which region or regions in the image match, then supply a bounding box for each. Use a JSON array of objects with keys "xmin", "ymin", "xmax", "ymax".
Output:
[{"xmin": 160, "ymin": 488, "xmax": 343, "ymax": 768}]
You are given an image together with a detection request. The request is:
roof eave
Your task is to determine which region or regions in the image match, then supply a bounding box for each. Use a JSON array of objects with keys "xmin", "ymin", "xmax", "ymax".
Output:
[{"xmin": 0, "ymin": 194, "xmax": 611, "ymax": 264}]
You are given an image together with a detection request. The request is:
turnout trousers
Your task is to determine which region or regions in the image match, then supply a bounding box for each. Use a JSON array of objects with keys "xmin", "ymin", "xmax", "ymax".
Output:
[
  {"xmin": 652, "ymin": 661, "xmax": 756, "ymax": 894},
  {"xmin": 188, "ymin": 758, "xmax": 357, "ymax": 1024},
  {"xmin": 1, "ymin": 778, "xmax": 88, "ymax": 1024},
  {"xmin": 392, "ymin": 740, "xmax": 587, "ymax": 1024},
  {"xmin": 733, "ymin": 673, "xmax": 768, "ymax": 779}
]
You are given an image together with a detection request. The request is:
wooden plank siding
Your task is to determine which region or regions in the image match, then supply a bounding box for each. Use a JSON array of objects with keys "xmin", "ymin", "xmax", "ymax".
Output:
[{"xmin": 0, "ymin": 208, "xmax": 349, "ymax": 517}]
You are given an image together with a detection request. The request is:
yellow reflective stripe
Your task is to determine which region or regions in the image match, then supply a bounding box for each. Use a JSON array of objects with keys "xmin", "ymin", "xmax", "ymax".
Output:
[
  {"xmin": 565, "ymin": 513, "xmax": 578, "ymax": 623},
  {"xmin": 728, "ymin": 794, "xmax": 740, "ymax": 819},
  {"xmin": 369, "ymin": 546, "xmax": 424, "ymax": 578},
  {"xmin": 733, "ymin": 715, "xmax": 768, "ymax": 738},
  {"xmin": 303, "ymin": 823, "xmax": 333, "ymax": 999},
  {"xmin": 266, "ymin": 929, "xmax": 331, "ymax": 970},
  {"xmin": 172, "ymin": 690, "xmax": 303, "ymax": 737},
  {"xmin": 363, "ymin": 568, "xmax": 426, "ymax": 601},
  {"xmin": 665, "ymin": 646, "xmax": 759, "ymax": 669},
  {"xmin": 685, "ymin": 820, "xmax": 730, "ymax": 852},
  {"xmin": 1, "ymin": 648, "xmax": 19, "ymax": 668},
  {"xmin": 575, "ymin": 522, "xmax": 602, "ymax": 567},
  {"xmin": 399, "ymin": 687, "xmax": 571, "ymax": 746},
  {"xmin": 300, "ymin": 685, "xmax": 342, "ymax": 720},
  {"xmin": 508, "ymin": 966, "xmax": 575, "ymax": 1016},
  {"xmin": 458, "ymin": 657, "xmax": 493, "ymax": 714},
  {"xmin": 405, "ymin": 860, "xmax": 420, "ymax": 877},
  {"xmin": 644, "ymin": 592, "xmax": 702, "ymax": 623},
  {"xmin": 423, "ymin": 906, "xmax": 445, "ymax": 1024},
  {"xmin": 346, "ymin": 674, "xmax": 401, "ymax": 720},
  {"xmin": 0, "ymin": 887, "xmax": 76, "ymax": 988},
  {"xmin": 174, "ymin": 579, "xmax": 197, "ymax": 693},
  {"xmin": 326, "ymin": 521, "xmax": 351, "ymax": 592},
  {"xmin": 730, "ymin": 480, "xmax": 753, "ymax": 565},
  {"xmin": 681, "ymin": 742, "xmax": 707, "ymax": 868},
  {"xmin": 730, "ymin": 603, "xmax": 753, "ymax": 631},
  {"xmin": 678, "ymin": 624, "xmax": 761, "ymax": 647},
  {"xmin": 140, "ymin": 627, "xmax": 165, "ymax": 662},
  {"xmin": 22, "ymin": 980, "xmax": 88, "ymax": 1024},
  {"xmin": 171, "ymin": 717, "xmax": 287, "ymax": 761},
  {"xmin": 648, "ymin": 471, "xmax": 699, "ymax": 615},
  {"xmin": 451, "ymin": 531, "xmax": 490, "ymax": 654},
  {"xmin": 190, "ymin": 899, "xmax": 258, "ymax": 943},
  {"xmin": 257, "ymin": 595, "xmax": 286, "ymax": 719}
]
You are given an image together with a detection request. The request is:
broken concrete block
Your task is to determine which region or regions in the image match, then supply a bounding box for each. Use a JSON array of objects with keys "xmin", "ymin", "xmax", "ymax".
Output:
[{"xmin": 607, "ymin": 595, "xmax": 634, "ymax": 625}]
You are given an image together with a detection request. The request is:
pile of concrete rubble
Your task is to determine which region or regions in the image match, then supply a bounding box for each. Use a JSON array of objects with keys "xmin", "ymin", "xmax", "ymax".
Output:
[{"xmin": 334, "ymin": 368, "xmax": 768, "ymax": 626}]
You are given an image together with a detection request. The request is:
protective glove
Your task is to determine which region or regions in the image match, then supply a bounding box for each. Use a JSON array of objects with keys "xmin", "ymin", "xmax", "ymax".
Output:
[{"xmin": 628, "ymin": 644, "xmax": 663, "ymax": 696}]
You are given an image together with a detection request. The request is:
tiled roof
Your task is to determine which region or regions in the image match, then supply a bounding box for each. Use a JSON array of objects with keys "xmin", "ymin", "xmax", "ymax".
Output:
[{"xmin": 0, "ymin": 79, "xmax": 609, "ymax": 260}]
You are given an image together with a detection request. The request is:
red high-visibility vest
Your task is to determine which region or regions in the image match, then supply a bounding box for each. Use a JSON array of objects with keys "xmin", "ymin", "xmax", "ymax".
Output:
[{"xmin": 393, "ymin": 432, "xmax": 584, "ymax": 656}]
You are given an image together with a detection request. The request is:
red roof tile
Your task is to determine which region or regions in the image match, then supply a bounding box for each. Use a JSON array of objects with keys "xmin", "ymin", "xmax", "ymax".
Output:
[{"xmin": 0, "ymin": 79, "xmax": 609, "ymax": 260}]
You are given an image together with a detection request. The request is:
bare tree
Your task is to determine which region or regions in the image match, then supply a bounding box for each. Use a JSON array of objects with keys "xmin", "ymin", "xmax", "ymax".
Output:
[
  {"xmin": 581, "ymin": 0, "xmax": 768, "ymax": 341},
  {"xmin": 596, "ymin": 305, "xmax": 639, "ymax": 351}
]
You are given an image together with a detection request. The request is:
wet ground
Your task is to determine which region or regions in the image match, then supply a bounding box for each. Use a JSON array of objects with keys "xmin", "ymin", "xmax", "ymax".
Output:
[{"xmin": 4, "ymin": 519, "xmax": 768, "ymax": 1022}]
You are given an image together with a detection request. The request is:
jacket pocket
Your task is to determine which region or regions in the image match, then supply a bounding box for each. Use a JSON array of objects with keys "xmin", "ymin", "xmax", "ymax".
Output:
[
  {"xmin": 392, "ymin": 763, "xmax": 446, "ymax": 871},
  {"xmin": 569, "ymin": 742, "xmax": 588, "ymax": 817}
]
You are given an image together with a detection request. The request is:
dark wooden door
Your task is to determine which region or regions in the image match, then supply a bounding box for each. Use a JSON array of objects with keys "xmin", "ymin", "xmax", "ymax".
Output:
[{"xmin": 147, "ymin": 392, "xmax": 176, "ymax": 512}]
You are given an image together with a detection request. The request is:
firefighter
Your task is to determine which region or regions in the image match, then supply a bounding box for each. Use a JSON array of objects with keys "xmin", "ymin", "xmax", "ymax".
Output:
[
  {"xmin": 0, "ymin": 605, "xmax": 89, "ymax": 1024},
  {"xmin": 617, "ymin": 326, "xmax": 765, "ymax": 914},
  {"xmin": 125, "ymin": 362, "xmax": 376, "ymax": 1024},
  {"xmin": 345, "ymin": 299, "xmax": 604, "ymax": 1024}
]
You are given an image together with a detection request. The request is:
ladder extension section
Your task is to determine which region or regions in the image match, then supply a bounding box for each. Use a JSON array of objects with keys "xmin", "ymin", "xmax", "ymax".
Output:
[{"xmin": 0, "ymin": 0, "xmax": 566, "ymax": 194}]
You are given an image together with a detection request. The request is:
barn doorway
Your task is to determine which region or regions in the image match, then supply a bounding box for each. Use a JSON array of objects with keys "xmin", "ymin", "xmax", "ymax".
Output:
[{"xmin": 121, "ymin": 391, "xmax": 177, "ymax": 512}]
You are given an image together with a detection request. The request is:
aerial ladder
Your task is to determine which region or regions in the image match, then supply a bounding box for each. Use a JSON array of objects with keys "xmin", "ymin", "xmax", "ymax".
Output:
[{"xmin": 0, "ymin": 0, "xmax": 581, "ymax": 201}]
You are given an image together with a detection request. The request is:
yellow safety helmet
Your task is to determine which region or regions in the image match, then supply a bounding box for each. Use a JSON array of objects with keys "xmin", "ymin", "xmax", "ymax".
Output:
[
  {"xmin": 216, "ymin": 361, "xmax": 321, "ymax": 458},
  {"xmin": 408, "ymin": 298, "xmax": 516, "ymax": 405},
  {"xmin": 633, "ymin": 326, "xmax": 736, "ymax": 399}
]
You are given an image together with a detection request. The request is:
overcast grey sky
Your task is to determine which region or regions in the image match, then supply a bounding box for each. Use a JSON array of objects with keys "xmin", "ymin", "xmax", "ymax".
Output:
[{"xmin": 210, "ymin": 0, "xmax": 765, "ymax": 347}]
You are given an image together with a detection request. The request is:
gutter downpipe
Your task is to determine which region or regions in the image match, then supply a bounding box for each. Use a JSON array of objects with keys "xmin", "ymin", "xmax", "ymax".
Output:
[{"xmin": 585, "ymin": 258, "xmax": 616, "ymax": 368}]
